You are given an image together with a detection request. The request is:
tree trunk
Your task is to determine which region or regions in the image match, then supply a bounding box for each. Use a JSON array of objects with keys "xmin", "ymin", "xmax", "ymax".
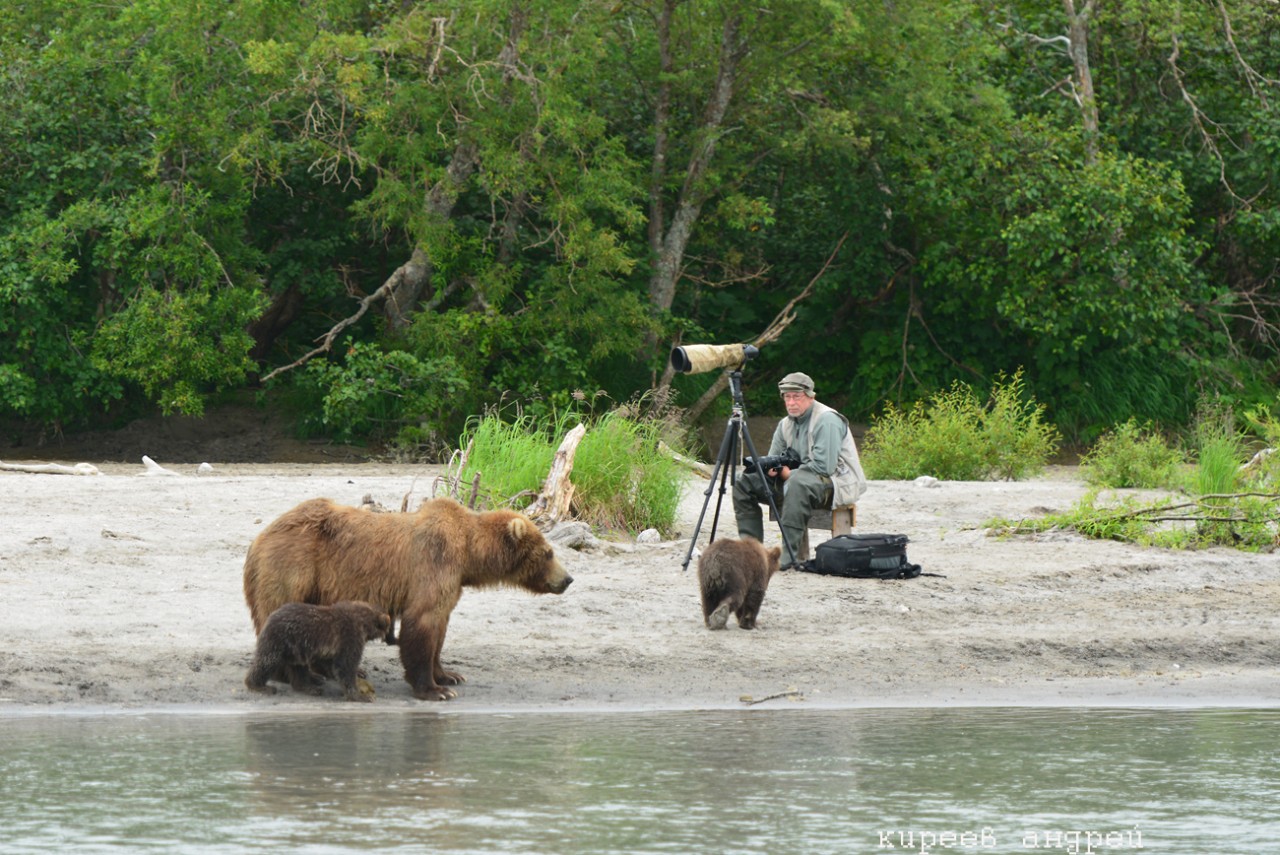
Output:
[
  {"xmin": 647, "ymin": 13, "xmax": 746, "ymax": 316},
  {"xmin": 381, "ymin": 142, "xmax": 479, "ymax": 332},
  {"xmin": 1063, "ymin": 0, "xmax": 1099, "ymax": 165}
]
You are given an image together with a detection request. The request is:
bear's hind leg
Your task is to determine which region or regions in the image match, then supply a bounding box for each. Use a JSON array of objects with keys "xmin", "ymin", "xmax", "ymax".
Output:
[
  {"xmin": 286, "ymin": 663, "xmax": 325, "ymax": 696},
  {"xmin": 736, "ymin": 588, "xmax": 766, "ymax": 630},
  {"xmin": 244, "ymin": 659, "xmax": 278, "ymax": 695},
  {"xmin": 707, "ymin": 601, "xmax": 732, "ymax": 630}
]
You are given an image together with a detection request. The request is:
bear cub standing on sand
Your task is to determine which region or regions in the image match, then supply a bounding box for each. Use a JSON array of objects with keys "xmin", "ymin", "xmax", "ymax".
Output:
[
  {"xmin": 245, "ymin": 600, "xmax": 390, "ymax": 702},
  {"xmin": 698, "ymin": 537, "xmax": 783, "ymax": 630}
]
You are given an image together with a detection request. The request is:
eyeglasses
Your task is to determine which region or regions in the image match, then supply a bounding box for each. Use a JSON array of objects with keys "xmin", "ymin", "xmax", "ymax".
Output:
[{"xmin": 781, "ymin": 392, "xmax": 808, "ymax": 402}]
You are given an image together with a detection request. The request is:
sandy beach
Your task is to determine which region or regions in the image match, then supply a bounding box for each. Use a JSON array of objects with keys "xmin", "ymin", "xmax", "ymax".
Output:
[{"xmin": 1, "ymin": 457, "xmax": 1276, "ymax": 714}]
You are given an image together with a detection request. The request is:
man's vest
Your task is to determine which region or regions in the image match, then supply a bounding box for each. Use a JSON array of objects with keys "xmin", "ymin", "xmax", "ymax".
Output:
[{"xmin": 780, "ymin": 400, "xmax": 868, "ymax": 508}]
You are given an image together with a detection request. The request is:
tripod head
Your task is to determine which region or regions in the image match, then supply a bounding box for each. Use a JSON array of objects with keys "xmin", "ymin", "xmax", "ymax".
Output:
[{"xmin": 727, "ymin": 369, "xmax": 747, "ymax": 416}]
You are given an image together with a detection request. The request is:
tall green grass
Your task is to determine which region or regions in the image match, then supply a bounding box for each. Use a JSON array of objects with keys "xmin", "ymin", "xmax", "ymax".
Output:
[
  {"xmin": 1189, "ymin": 399, "xmax": 1243, "ymax": 496},
  {"xmin": 458, "ymin": 410, "xmax": 560, "ymax": 508},
  {"xmin": 574, "ymin": 410, "xmax": 686, "ymax": 535},
  {"xmin": 456, "ymin": 404, "xmax": 689, "ymax": 535}
]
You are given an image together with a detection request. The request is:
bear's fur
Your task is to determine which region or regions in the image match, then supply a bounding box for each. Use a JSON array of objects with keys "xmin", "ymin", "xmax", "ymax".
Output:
[
  {"xmin": 244, "ymin": 600, "xmax": 391, "ymax": 702},
  {"xmin": 697, "ymin": 536, "xmax": 783, "ymax": 630},
  {"xmin": 242, "ymin": 496, "xmax": 573, "ymax": 701}
]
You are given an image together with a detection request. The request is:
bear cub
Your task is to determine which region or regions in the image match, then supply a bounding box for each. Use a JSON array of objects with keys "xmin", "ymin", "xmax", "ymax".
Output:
[
  {"xmin": 697, "ymin": 536, "xmax": 783, "ymax": 630},
  {"xmin": 245, "ymin": 600, "xmax": 391, "ymax": 702}
]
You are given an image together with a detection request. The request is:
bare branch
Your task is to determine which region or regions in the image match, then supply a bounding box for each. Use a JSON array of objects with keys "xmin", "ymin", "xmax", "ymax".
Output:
[
  {"xmin": 259, "ymin": 252, "xmax": 423, "ymax": 383},
  {"xmin": 680, "ymin": 232, "xmax": 849, "ymax": 421},
  {"xmin": 1167, "ymin": 33, "xmax": 1246, "ymax": 203}
]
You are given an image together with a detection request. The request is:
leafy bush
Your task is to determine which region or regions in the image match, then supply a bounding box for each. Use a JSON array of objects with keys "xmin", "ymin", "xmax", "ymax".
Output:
[
  {"xmin": 862, "ymin": 370, "xmax": 1060, "ymax": 481},
  {"xmin": 1079, "ymin": 419, "xmax": 1185, "ymax": 489},
  {"xmin": 297, "ymin": 342, "xmax": 471, "ymax": 447}
]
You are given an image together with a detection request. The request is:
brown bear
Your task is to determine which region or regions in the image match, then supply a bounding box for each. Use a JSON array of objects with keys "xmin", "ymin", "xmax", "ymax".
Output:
[
  {"xmin": 242, "ymin": 496, "xmax": 573, "ymax": 701},
  {"xmin": 697, "ymin": 536, "xmax": 783, "ymax": 630},
  {"xmin": 244, "ymin": 600, "xmax": 391, "ymax": 702}
]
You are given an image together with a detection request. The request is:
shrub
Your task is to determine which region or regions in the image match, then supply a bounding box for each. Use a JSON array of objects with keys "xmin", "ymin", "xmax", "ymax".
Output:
[
  {"xmin": 862, "ymin": 369, "xmax": 1060, "ymax": 481},
  {"xmin": 983, "ymin": 370, "xmax": 1062, "ymax": 480},
  {"xmin": 1241, "ymin": 402, "xmax": 1280, "ymax": 487},
  {"xmin": 1079, "ymin": 419, "xmax": 1184, "ymax": 489},
  {"xmin": 298, "ymin": 342, "xmax": 470, "ymax": 448}
]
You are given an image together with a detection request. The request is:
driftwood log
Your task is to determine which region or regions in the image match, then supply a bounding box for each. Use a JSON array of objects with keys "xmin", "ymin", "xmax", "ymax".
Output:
[
  {"xmin": 0, "ymin": 461, "xmax": 101, "ymax": 476},
  {"xmin": 524, "ymin": 423, "xmax": 587, "ymax": 525}
]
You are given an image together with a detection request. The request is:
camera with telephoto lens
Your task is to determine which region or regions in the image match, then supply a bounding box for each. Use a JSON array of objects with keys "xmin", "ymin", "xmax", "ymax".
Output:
[
  {"xmin": 743, "ymin": 451, "xmax": 801, "ymax": 475},
  {"xmin": 670, "ymin": 343, "xmax": 759, "ymax": 374}
]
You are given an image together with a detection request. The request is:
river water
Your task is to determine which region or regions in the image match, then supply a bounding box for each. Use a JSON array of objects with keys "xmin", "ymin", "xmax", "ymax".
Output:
[{"xmin": 1, "ymin": 706, "xmax": 1276, "ymax": 854}]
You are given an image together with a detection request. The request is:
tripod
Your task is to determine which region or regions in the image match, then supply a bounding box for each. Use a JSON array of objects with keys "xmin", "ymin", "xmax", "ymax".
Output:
[{"xmin": 680, "ymin": 369, "xmax": 796, "ymax": 571}]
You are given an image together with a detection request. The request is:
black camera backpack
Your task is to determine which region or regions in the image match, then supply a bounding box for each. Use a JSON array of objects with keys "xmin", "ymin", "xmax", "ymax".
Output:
[{"xmin": 799, "ymin": 533, "xmax": 924, "ymax": 580}]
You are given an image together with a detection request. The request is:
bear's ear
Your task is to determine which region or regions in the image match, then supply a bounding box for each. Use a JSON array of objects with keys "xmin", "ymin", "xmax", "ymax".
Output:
[
  {"xmin": 767, "ymin": 546, "xmax": 782, "ymax": 561},
  {"xmin": 507, "ymin": 516, "xmax": 530, "ymax": 541}
]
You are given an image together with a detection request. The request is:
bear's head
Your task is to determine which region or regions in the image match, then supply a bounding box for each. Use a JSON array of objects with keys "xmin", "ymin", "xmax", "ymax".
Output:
[
  {"xmin": 504, "ymin": 514, "xmax": 576, "ymax": 593},
  {"xmin": 333, "ymin": 600, "xmax": 394, "ymax": 640}
]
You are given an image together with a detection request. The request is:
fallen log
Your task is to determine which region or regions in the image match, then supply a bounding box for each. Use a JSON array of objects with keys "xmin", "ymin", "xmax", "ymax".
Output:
[{"xmin": 0, "ymin": 460, "xmax": 101, "ymax": 476}]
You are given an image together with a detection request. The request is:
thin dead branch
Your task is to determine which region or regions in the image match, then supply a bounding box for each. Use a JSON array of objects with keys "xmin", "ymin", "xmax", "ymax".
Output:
[{"xmin": 679, "ymin": 231, "xmax": 850, "ymax": 422}]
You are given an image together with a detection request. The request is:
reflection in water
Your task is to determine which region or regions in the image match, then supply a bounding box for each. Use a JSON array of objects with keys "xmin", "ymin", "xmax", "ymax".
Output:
[{"xmin": 0, "ymin": 708, "xmax": 1276, "ymax": 853}]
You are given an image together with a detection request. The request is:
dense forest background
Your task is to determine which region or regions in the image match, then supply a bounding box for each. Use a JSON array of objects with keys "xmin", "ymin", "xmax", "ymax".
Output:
[{"xmin": 3, "ymin": 0, "xmax": 1279, "ymax": 455}]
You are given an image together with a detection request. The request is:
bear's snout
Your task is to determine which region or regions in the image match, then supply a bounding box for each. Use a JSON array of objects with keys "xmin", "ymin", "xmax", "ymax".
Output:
[{"xmin": 546, "ymin": 570, "xmax": 573, "ymax": 594}]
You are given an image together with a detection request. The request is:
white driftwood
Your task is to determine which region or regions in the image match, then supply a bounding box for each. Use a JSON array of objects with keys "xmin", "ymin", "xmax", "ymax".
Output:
[
  {"xmin": 0, "ymin": 460, "xmax": 101, "ymax": 476},
  {"xmin": 140, "ymin": 455, "xmax": 179, "ymax": 477},
  {"xmin": 1240, "ymin": 447, "xmax": 1275, "ymax": 474},
  {"xmin": 524, "ymin": 423, "xmax": 587, "ymax": 524},
  {"xmin": 658, "ymin": 441, "xmax": 714, "ymax": 478}
]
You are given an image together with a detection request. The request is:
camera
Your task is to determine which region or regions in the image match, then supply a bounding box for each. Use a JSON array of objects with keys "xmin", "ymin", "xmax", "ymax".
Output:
[
  {"xmin": 743, "ymin": 452, "xmax": 801, "ymax": 475},
  {"xmin": 670, "ymin": 343, "xmax": 759, "ymax": 374}
]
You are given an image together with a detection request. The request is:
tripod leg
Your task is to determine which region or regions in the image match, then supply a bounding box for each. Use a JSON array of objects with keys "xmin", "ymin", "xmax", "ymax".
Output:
[
  {"xmin": 737, "ymin": 426, "xmax": 799, "ymax": 568},
  {"xmin": 707, "ymin": 421, "xmax": 738, "ymax": 540},
  {"xmin": 680, "ymin": 417, "xmax": 739, "ymax": 571}
]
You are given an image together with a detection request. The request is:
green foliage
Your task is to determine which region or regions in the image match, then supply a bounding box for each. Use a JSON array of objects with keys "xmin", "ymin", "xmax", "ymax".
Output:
[
  {"xmin": 298, "ymin": 342, "xmax": 471, "ymax": 446},
  {"xmin": 1079, "ymin": 419, "xmax": 1185, "ymax": 489},
  {"xmin": 1188, "ymin": 399, "xmax": 1244, "ymax": 496},
  {"xmin": 3, "ymin": 0, "xmax": 1280, "ymax": 451},
  {"xmin": 574, "ymin": 411, "xmax": 687, "ymax": 536},
  {"xmin": 862, "ymin": 370, "xmax": 1060, "ymax": 481},
  {"xmin": 994, "ymin": 398, "xmax": 1279, "ymax": 552},
  {"xmin": 456, "ymin": 405, "xmax": 689, "ymax": 534},
  {"xmin": 991, "ymin": 488, "xmax": 1279, "ymax": 553},
  {"xmin": 1242, "ymin": 402, "xmax": 1280, "ymax": 486},
  {"xmin": 457, "ymin": 410, "xmax": 559, "ymax": 509}
]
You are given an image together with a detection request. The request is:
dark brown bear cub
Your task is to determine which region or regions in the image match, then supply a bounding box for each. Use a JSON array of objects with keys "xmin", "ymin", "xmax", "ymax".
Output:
[
  {"xmin": 697, "ymin": 537, "xmax": 783, "ymax": 630},
  {"xmin": 245, "ymin": 601, "xmax": 390, "ymax": 702}
]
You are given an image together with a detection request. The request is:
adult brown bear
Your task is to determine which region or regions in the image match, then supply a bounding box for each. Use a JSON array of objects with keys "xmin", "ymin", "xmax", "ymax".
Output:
[
  {"xmin": 697, "ymin": 536, "xmax": 782, "ymax": 630},
  {"xmin": 243, "ymin": 496, "xmax": 573, "ymax": 700}
]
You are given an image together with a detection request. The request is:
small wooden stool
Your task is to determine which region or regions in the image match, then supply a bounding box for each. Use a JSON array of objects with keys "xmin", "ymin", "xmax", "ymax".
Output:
[{"xmin": 770, "ymin": 504, "xmax": 857, "ymax": 562}]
